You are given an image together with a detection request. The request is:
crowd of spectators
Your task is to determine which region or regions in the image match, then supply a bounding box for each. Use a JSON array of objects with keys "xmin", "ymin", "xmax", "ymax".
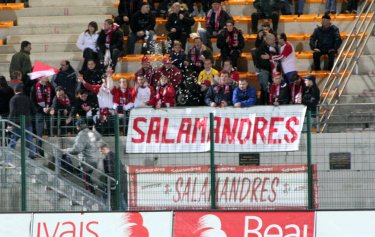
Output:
[{"xmin": 2, "ymin": 0, "xmax": 352, "ymax": 140}]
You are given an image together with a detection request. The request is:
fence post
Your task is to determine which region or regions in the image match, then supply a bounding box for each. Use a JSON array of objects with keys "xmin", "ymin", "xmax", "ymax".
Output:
[
  {"xmin": 306, "ymin": 110, "xmax": 313, "ymax": 210},
  {"xmin": 114, "ymin": 114, "xmax": 121, "ymax": 210},
  {"xmin": 20, "ymin": 115, "xmax": 27, "ymax": 211},
  {"xmin": 209, "ymin": 113, "xmax": 216, "ymax": 209}
]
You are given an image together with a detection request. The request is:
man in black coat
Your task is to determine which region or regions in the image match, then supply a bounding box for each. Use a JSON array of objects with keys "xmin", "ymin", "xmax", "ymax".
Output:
[
  {"xmin": 251, "ymin": 0, "xmax": 281, "ymax": 33},
  {"xmin": 198, "ymin": 0, "xmax": 232, "ymax": 49},
  {"xmin": 165, "ymin": 2, "xmax": 195, "ymax": 51},
  {"xmin": 52, "ymin": 60, "xmax": 79, "ymax": 102},
  {"xmin": 7, "ymin": 84, "xmax": 36, "ymax": 163},
  {"xmin": 302, "ymin": 75, "xmax": 320, "ymax": 117},
  {"xmin": 97, "ymin": 19, "xmax": 124, "ymax": 71},
  {"xmin": 217, "ymin": 19, "xmax": 245, "ymax": 67},
  {"xmin": 310, "ymin": 14, "xmax": 342, "ymax": 71},
  {"xmin": 205, "ymin": 71, "xmax": 235, "ymax": 107},
  {"xmin": 127, "ymin": 3, "xmax": 156, "ymax": 54}
]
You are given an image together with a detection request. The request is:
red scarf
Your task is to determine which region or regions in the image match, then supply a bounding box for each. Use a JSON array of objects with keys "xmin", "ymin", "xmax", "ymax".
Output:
[
  {"xmin": 35, "ymin": 81, "xmax": 52, "ymax": 107},
  {"xmin": 113, "ymin": 87, "xmax": 132, "ymax": 105},
  {"xmin": 206, "ymin": 7, "xmax": 222, "ymax": 31},
  {"xmin": 190, "ymin": 47, "xmax": 203, "ymax": 67},
  {"xmin": 269, "ymin": 83, "xmax": 280, "ymax": 104},
  {"xmin": 226, "ymin": 28, "xmax": 239, "ymax": 49},
  {"xmin": 291, "ymin": 83, "xmax": 303, "ymax": 104},
  {"xmin": 105, "ymin": 24, "xmax": 119, "ymax": 45},
  {"xmin": 57, "ymin": 95, "xmax": 70, "ymax": 108}
]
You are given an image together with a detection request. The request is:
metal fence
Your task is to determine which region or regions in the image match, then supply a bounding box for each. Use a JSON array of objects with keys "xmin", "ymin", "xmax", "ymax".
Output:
[{"xmin": 1, "ymin": 106, "xmax": 375, "ymax": 212}]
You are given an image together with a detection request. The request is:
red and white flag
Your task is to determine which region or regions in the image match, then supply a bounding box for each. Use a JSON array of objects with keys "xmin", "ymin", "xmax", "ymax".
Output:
[{"xmin": 28, "ymin": 61, "xmax": 59, "ymax": 80}]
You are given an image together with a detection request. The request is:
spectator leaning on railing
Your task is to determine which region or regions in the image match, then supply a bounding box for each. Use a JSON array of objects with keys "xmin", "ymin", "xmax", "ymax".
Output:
[{"xmin": 232, "ymin": 78, "xmax": 257, "ymax": 108}]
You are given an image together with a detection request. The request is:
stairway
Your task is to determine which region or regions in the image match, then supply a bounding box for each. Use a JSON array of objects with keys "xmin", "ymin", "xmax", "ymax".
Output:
[{"xmin": 0, "ymin": 0, "xmax": 116, "ymax": 79}]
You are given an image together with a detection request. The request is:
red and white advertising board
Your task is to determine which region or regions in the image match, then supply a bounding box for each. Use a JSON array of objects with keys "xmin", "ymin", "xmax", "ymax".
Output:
[
  {"xmin": 126, "ymin": 106, "xmax": 306, "ymax": 153},
  {"xmin": 315, "ymin": 211, "xmax": 375, "ymax": 237},
  {"xmin": 31, "ymin": 212, "xmax": 172, "ymax": 237},
  {"xmin": 173, "ymin": 211, "xmax": 315, "ymax": 237},
  {"xmin": 0, "ymin": 214, "xmax": 32, "ymax": 237},
  {"xmin": 128, "ymin": 164, "xmax": 317, "ymax": 210}
]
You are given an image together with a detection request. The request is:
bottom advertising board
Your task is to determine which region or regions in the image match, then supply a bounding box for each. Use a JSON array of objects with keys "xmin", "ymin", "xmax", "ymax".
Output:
[
  {"xmin": 173, "ymin": 211, "xmax": 315, "ymax": 237},
  {"xmin": 0, "ymin": 213, "xmax": 32, "ymax": 236},
  {"xmin": 32, "ymin": 212, "xmax": 172, "ymax": 237}
]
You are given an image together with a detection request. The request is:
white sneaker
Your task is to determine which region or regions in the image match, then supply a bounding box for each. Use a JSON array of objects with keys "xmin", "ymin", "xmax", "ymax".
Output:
[{"xmin": 4, "ymin": 163, "xmax": 15, "ymax": 169}]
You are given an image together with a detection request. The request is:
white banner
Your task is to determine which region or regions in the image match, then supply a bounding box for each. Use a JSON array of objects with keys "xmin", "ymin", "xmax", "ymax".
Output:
[
  {"xmin": 32, "ymin": 212, "xmax": 172, "ymax": 237},
  {"xmin": 315, "ymin": 211, "xmax": 375, "ymax": 237},
  {"xmin": 128, "ymin": 165, "xmax": 315, "ymax": 210},
  {"xmin": 0, "ymin": 214, "xmax": 32, "ymax": 237},
  {"xmin": 126, "ymin": 106, "xmax": 306, "ymax": 153}
]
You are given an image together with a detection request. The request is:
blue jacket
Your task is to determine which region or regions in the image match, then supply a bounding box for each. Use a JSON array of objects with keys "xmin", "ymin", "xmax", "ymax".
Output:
[{"xmin": 232, "ymin": 86, "xmax": 257, "ymax": 107}]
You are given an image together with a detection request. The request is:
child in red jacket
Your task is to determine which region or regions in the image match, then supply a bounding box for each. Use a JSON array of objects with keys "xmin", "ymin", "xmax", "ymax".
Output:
[{"xmin": 155, "ymin": 74, "xmax": 176, "ymax": 109}]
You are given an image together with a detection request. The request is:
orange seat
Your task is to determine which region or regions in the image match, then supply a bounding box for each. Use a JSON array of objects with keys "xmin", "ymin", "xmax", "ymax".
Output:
[
  {"xmin": 0, "ymin": 3, "xmax": 24, "ymax": 10},
  {"xmin": 0, "ymin": 39, "xmax": 3, "ymax": 46},
  {"xmin": 0, "ymin": 21, "xmax": 14, "ymax": 28},
  {"xmin": 295, "ymin": 14, "xmax": 318, "ymax": 22}
]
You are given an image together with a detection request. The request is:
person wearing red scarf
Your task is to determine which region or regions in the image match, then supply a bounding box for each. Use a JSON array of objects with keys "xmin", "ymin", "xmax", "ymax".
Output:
[
  {"xmin": 152, "ymin": 57, "xmax": 183, "ymax": 92},
  {"xmin": 289, "ymin": 75, "xmax": 306, "ymax": 104},
  {"xmin": 50, "ymin": 86, "xmax": 72, "ymax": 135},
  {"xmin": 187, "ymin": 37, "xmax": 213, "ymax": 74},
  {"xmin": 155, "ymin": 75, "xmax": 176, "ymax": 109},
  {"xmin": 111, "ymin": 78, "xmax": 135, "ymax": 113},
  {"xmin": 134, "ymin": 55, "xmax": 155, "ymax": 85},
  {"xmin": 30, "ymin": 76, "xmax": 55, "ymax": 157},
  {"xmin": 269, "ymin": 72, "xmax": 290, "ymax": 105},
  {"xmin": 205, "ymin": 71, "xmax": 235, "ymax": 107},
  {"xmin": 97, "ymin": 19, "xmax": 124, "ymax": 71},
  {"xmin": 198, "ymin": 0, "xmax": 232, "ymax": 49},
  {"xmin": 217, "ymin": 20, "xmax": 245, "ymax": 68}
]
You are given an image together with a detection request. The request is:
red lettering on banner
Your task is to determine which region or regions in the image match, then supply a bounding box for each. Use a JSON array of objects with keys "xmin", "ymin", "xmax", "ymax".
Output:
[
  {"xmin": 253, "ymin": 117, "xmax": 268, "ymax": 144},
  {"xmin": 251, "ymin": 177, "xmax": 262, "ymax": 202},
  {"xmin": 177, "ymin": 118, "xmax": 192, "ymax": 143},
  {"xmin": 192, "ymin": 118, "xmax": 208, "ymax": 143},
  {"xmin": 132, "ymin": 117, "xmax": 147, "ymax": 143},
  {"xmin": 219, "ymin": 177, "xmax": 229, "ymax": 202},
  {"xmin": 244, "ymin": 216, "xmax": 308, "ymax": 237},
  {"xmin": 240, "ymin": 178, "xmax": 251, "ymax": 202},
  {"xmin": 260, "ymin": 177, "xmax": 270, "ymax": 202},
  {"xmin": 147, "ymin": 117, "xmax": 161, "ymax": 143},
  {"xmin": 213, "ymin": 117, "xmax": 222, "ymax": 143},
  {"xmin": 270, "ymin": 178, "xmax": 279, "ymax": 202},
  {"xmin": 268, "ymin": 117, "xmax": 284, "ymax": 144},
  {"xmin": 162, "ymin": 118, "xmax": 175, "ymax": 144},
  {"xmin": 237, "ymin": 118, "xmax": 252, "ymax": 144},
  {"xmin": 221, "ymin": 118, "xmax": 239, "ymax": 144},
  {"xmin": 229, "ymin": 177, "xmax": 241, "ymax": 202},
  {"xmin": 37, "ymin": 221, "xmax": 99, "ymax": 237},
  {"xmin": 284, "ymin": 117, "xmax": 299, "ymax": 143}
]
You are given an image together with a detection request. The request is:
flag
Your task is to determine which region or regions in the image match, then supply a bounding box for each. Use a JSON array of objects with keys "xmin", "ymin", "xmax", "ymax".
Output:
[{"xmin": 28, "ymin": 61, "xmax": 59, "ymax": 80}]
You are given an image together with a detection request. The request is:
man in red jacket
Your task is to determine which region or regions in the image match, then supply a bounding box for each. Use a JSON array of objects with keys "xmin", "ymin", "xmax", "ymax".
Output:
[
  {"xmin": 111, "ymin": 78, "xmax": 135, "ymax": 113},
  {"xmin": 155, "ymin": 75, "xmax": 176, "ymax": 109},
  {"xmin": 152, "ymin": 57, "xmax": 182, "ymax": 91}
]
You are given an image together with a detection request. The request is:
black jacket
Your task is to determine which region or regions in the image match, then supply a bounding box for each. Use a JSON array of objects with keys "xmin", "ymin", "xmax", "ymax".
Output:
[
  {"xmin": 83, "ymin": 68, "xmax": 103, "ymax": 86},
  {"xmin": 97, "ymin": 26, "xmax": 124, "ymax": 53},
  {"xmin": 217, "ymin": 27, "xmax": 245, "ymax": 52},
  {"xmin": 52, "ymin": 66, "xmax": 78, "ymax": 100},
  {"xmin": 166, "ymin": 11, "xmax": 195, "ymax": 35},
  {"xmin": 310, "ymin": 25, "xmax": 342, "ymax": 52},
  {"xmin": 252, "ymin": 41, "xmax": 273, "ymax": 71},
  {"xmin": 205, "ymin": 84, "xmax": 235, "ymax": 106},
  {"xmin": 117, "ymin": 0, "xmax": 154, "ymax": 24},
  {"xmin": 253, "ymin": 0, "xmax": 281, "ymax": 17},
  {"xmin": 130, "ymin": 11, "xmax": 156, "ymax": 34},
  {"xmin": 9, "ymin": 92, "xmax": 36, "ymax": 126},
  {"xmin": 0, "ymin": 86, "xmax": 14, "ymax": 116},
  {"xmin": 303, "ymin": 84, "xmax": 320, "ymax": 115},
  {"xmin": 206, "ymin": 9, "xmax": 232, "ymax": 33}
]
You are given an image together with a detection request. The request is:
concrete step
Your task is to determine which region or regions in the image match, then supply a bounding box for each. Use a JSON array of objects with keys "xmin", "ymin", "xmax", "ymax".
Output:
[
  {"xmin": 7, "ymin": 33, "xmax": 79, "ymax": 44},
  {"xmin": 29, "ymin": 0, "xmax": 115, "ymax": 7},
  {"xmin": 15, "ymin": 6, "xmax": 116, "ymax": 17},
  {"xmin": 0, "ymin": 51, "xmax": 82, "ymax": 63},
  {"xmin": 17, "ymin": 15, "xmax": 111, "ymax": 26},
  {"xmin": 7, "ymin": 24, "xmax": 91, "ymax": 35},
  {"xmin": 0, "ymin": 43, "xmax": 79, "ymax": 54},
  {"xmin": 363, "ymin": 36, "xmax": 375, "ymax": 55}
]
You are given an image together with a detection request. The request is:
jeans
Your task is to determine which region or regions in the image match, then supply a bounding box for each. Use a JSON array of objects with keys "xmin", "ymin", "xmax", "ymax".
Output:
[
  {"xmin": 127, "ymin": 30, "xmax": 156, "ymax": 55},
  {"xmin": 7, "ymin": 125, "xmax": 35, "ymax": 163},
  {"xmin": 295, "ymin": 0, "xmax": 305, "ymax": 14},
  {"xmin": 251, "ymin": 12, "xmax": 280, "ymax": 33},
  {"xmin": 325, "ymin": 0, "xmax": 337, "ymax": 12},
  {"xmin": 256, "ymin": 69, "xmax": 271, "ymax": 105},
  {"xmin": 35, "ymin": 113, "xmax": 47, "ymax": 156},
  {"xmin": 198, "ymin": 28, "xmax": 215, "ymax": 49}
]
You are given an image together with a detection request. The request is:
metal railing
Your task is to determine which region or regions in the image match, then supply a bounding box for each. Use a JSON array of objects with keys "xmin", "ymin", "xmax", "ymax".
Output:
[
  {"xmin": 0, "ymin": 117, "xmax": 117, "ymax": 211},
  {"xmin": 318, "ymin": 0, "xmax": 375, "ymax": 132}
]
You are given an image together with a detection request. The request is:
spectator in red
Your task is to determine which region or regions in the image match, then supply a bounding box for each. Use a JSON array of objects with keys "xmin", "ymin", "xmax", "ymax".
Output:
[
  {"xmin": 133, "ymin": 75, "xmax": 155, "ymax": 108},
  {"xmin": 153, "ymin": 57, "xmax": 182, "ymax": 91},
  {"xmin": 135, "ymin": 55, "xmax": 155, "ymax": 85},
  {"xmin": 111, "ymin": 78, "xmax": 135, "ymax": 113},
  {"xmin": 205, "ymin": 70, "xmax": 235, "ymax": 107},
  {"xmin": 290, "ymin": 75, "xmax": 306, "ymax": 104},
  {"xmin": 272, "ymin": 33, "xmax": 298, "ymax": 84},
  {"xmin": 155, "ymin": 75, "xmax": 176, "ymax": 108},
  {"xmin": 217, "ymin": 19, "xmax": 244, "ymax": 68},
  {"xmin": 269, "ymin": 71, "xmax": 290, "ymax": 105},
  {"xmin": 222, "ymin": 59, "xmax": 240, "ymax": 83},
  {"xmin": 187, "ymin": 36, "xmax": 213, "ymax": 74}
]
